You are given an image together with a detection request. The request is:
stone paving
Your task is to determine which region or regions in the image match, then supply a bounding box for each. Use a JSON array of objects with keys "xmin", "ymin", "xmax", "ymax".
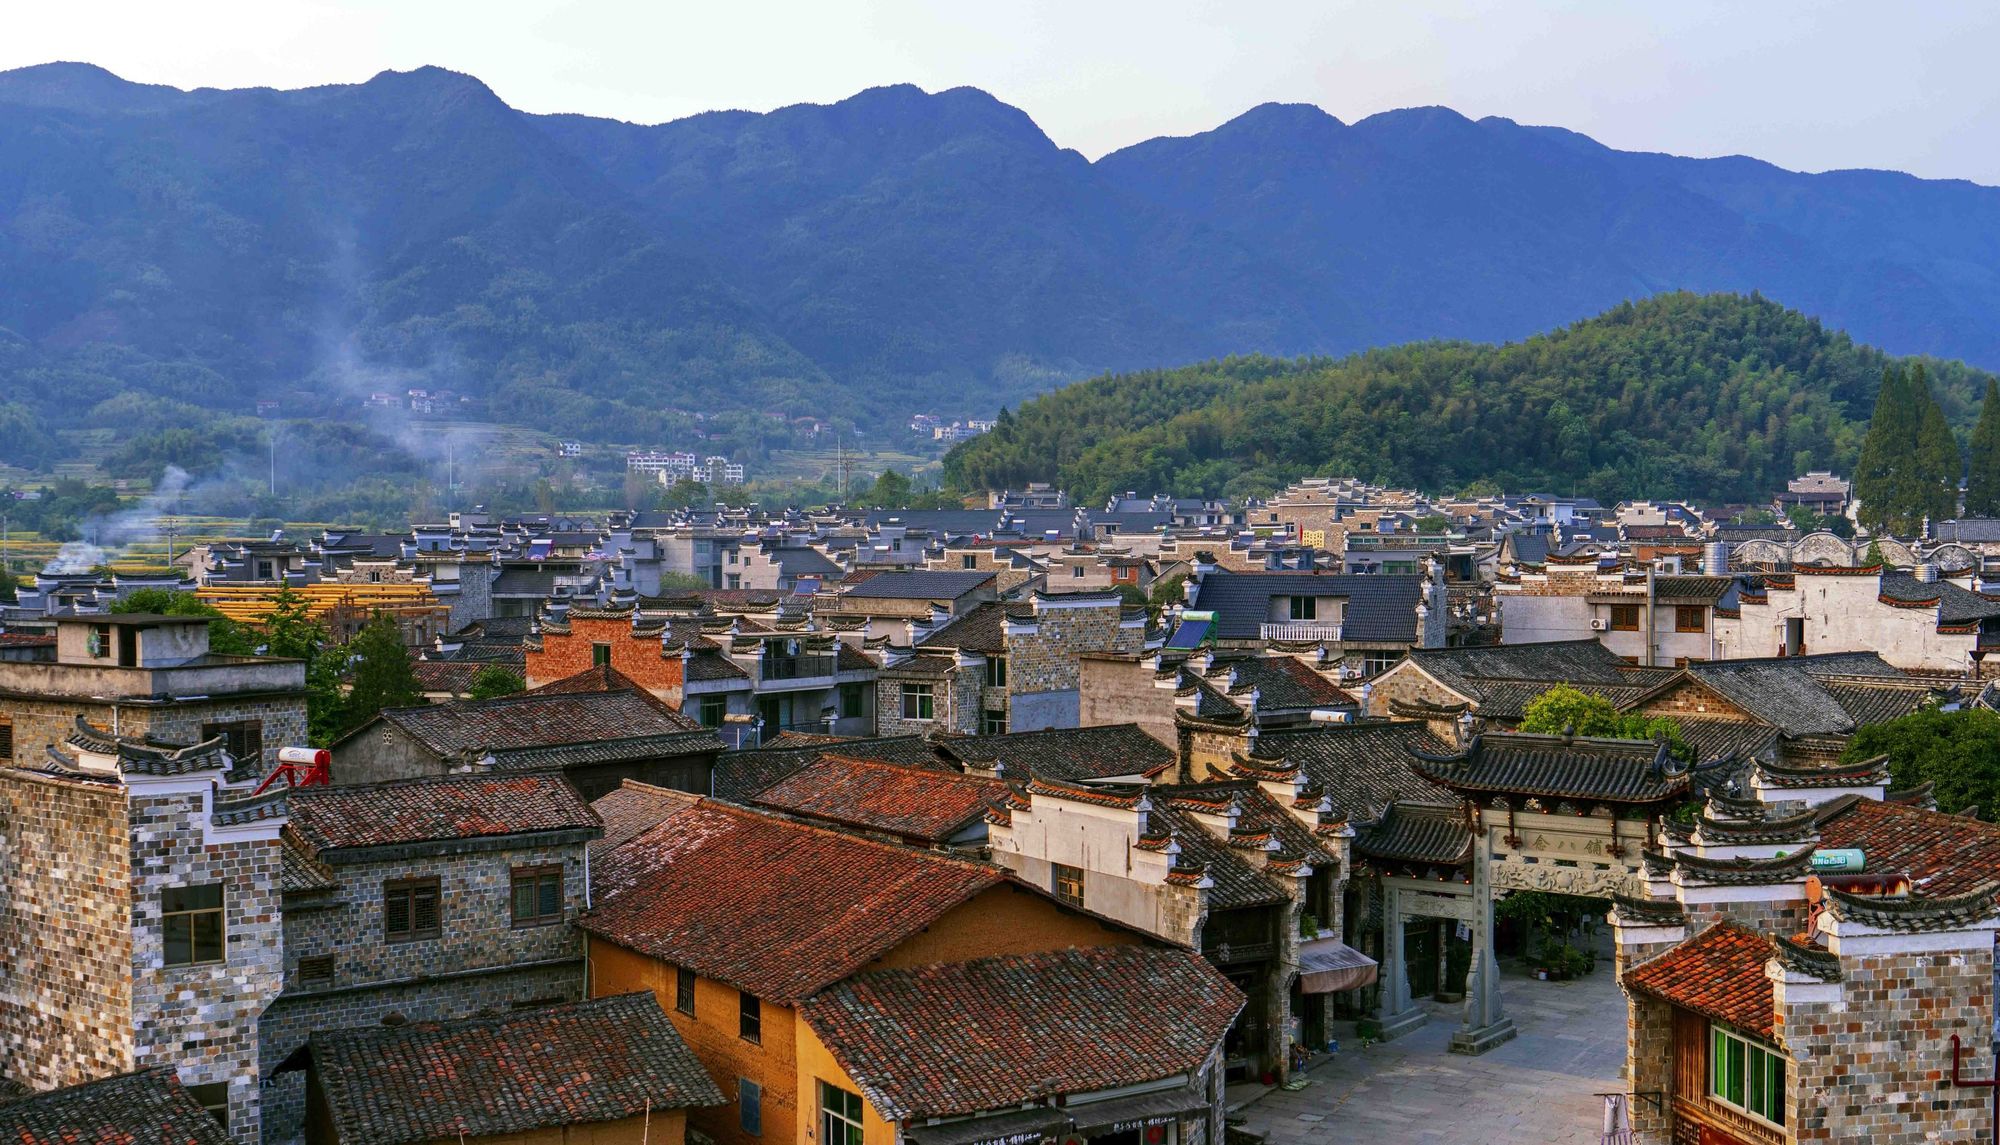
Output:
[{"xmin": 1236, "ymin": 962, "xmax": 1627, "ymax": 1145}]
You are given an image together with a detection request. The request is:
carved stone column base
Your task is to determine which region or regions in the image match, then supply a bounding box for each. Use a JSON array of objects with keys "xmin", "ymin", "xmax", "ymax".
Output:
[
  {"xmin": 1448, "ymin": 1016, "xmax": 1518, "ymax": 1055},
  {"xmin": 1376, "ymin": 1006, "xmax": 1429, "ymax": 1042}
]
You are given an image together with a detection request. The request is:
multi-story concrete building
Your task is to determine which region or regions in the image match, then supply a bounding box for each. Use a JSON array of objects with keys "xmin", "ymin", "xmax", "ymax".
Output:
[
  {"xmin": 0, "ymin": 613, "xmax": 307, "ymax": 778},
  {"xmin": 1495, "ymin": 557, "xmax": 1734, "ymax": 666},
  {"xmin": 875, "ymin": 590, "xmax": 1145, "ymax": 737}
]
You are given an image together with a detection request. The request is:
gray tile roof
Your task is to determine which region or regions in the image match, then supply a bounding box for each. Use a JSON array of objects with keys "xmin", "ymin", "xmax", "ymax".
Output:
[
  {"xmin": 1192, "ymin": 571, "xmax": 1426, "ymax": 642},
  {"xmin": 1403, "ymin": 639, "xmax": 1634, "ymax": 698},
  {"xmin": 0, "ymin": 1069, "xmax": 229, "ymax": 1145},
  {"xmin": 938, "ymin": 724, "xmax": 1177, "ymax": 783},
  {"xmin": 1410, "ymin": 732, "xmax": 1693, "ymax": 804},
  {"xmin": 306, "ymin": 994, "xmax": 723, "ymax": 1145},
  {"xmin": 375, "ymin": 689, "xmax": 702, "ymax": 757},
  {"xmin": 1352, "ymin": 802, "xmax": 1473, "ymax": 866},
  {"xmin": 1687, "ymin": 653, "xmax": 1904, "ymax": 737},
  {"xmin": 838, "ymin": 570, "xmax": 996, "ymax": 601},
  {"xmin": 1252, "ymin": 722, "xmax": 1454, "ymax": 819}
]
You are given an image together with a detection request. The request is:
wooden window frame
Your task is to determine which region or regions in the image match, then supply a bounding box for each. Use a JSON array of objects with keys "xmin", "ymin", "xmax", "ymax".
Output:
[
  {"xmin": 0, "ymin": 715, "xmax": 12, "ymax": 762},
  {"xmin": 297, "ymin": 954, "xmax": 335, "ymax": 985},
  {"xmin": 162, "ymin": 884, "xmax": 227, "ymax": 967},
  {"xmin": 982, "ymin": 709, "xmax": 1008, "ymax": 735},
  {"xmin": 1052, "ymin": 862, "xmax": 1085, "ymax": 908},
  {"xmin": 1609, "ymin": 604, "xmax": 1642, "ymax": 631},
  {"xmin": 739, "ymin": 990, "xmax": 762, "ymax": 1044},
  {"xmin": 383, "ymin": 877, "xmax": 442, "ymax": 944},
  {"xmin": 839, "ymin": 683, "xmax": 866, "ymax": 720},
  {"xmin": 510, "ymin": 864, "xmax": 564, "ymax": 928},
  {"xmin": 676, "ymin": 966, "xmax": 696, "ymax": 1016},
  {"xmin": 699, "ymin": 695, "xmax": 727, "ymax": 728},
  {"xmin": 1675, "ymin": 605, "xmax": 1707, "ymax": 634},
  {"xmin": 202, "ymin": 720, "xmax": 263, "ymax": 767}
]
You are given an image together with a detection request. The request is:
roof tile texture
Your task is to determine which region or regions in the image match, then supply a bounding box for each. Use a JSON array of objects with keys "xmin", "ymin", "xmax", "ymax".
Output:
[
  {"xmin": 1623, "ymin": 922, "xmax": 1775, "ymax": 1038},
  {"xmin": 290, "ymin": 773, "xmax": 598, "ymax": 850},
  {"xmin": 800, "ymin": 946, "xmax": 1242, "ymax": 1119}
]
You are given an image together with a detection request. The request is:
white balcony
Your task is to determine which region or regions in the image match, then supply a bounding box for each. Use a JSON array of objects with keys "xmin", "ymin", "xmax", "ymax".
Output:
[{"xmin": 1259, "ymin": 621, "xmax": 1344, "ymax": 642}]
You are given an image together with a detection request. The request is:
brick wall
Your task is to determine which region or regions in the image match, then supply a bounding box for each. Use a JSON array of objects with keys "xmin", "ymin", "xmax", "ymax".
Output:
[
  {"xmin": 0, "ymin": 769, "xmax": 135, "ymax": 1090},
  {"xmin": 524, "ymin": 617, "xmax": 685, "ymax": 700},
  {"xmin": 1078, "ymin": 658, "xmax": 1176, "ymax": 747},
  {"xmin": 1782, "ymin": 945, "xmax": 1994, "ymax": 1143}
]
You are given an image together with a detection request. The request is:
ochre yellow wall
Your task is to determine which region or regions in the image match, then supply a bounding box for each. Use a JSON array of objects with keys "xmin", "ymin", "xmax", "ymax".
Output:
[
  {"xmin": 589, "ymin": 938, "xmax": 797, "ymax": 1145},
  {"xmin": 793, "ymin": 1022, "xmax": 897, "ymax": 1145},
  {"xmin": 416, "ymin": 1110, "xmax": 686, "ymax": 1145},
  {"xmin": 868, "ymin": 882, "xmax": 1145, "ymax": 972}
]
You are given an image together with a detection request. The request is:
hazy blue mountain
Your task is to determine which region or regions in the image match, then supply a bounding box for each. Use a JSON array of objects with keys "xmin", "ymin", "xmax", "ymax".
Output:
[{"xmin": 4, "ymin": 61, "xmax": 2000, "ymax": 459}]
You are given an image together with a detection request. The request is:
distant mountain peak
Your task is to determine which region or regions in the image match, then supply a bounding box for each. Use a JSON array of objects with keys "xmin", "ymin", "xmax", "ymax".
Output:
[{"xmin": 0, "ymin": 60, "xmax": 186, "ymax": 113}]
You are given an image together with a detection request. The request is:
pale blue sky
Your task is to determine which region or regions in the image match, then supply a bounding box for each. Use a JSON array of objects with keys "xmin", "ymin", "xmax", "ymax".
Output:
[{"xmin": 9, "ymin": 0, "xmax": 2000, "ymax": 184}]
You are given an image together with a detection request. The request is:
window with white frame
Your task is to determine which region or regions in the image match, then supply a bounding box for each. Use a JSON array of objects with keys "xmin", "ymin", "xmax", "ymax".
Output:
[
  {"xmin": 901, "ymin": 683, "xmax": 933, "ymax": 721},
  {"xmin": 1710, "ymin": 1024, "xmax": 1785, "ymax": 1127}
]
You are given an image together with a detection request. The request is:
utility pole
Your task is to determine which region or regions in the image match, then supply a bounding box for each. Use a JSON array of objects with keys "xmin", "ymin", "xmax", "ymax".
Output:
[{"xmin": 269, "ymin": 428, "xmax": 277, "ymax": 497}]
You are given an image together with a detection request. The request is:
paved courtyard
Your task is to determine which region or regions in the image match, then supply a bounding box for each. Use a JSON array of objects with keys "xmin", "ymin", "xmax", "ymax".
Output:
[{"xmin": 1235, "ymin": 962, "xmax": 1627, "ymax": 1145}]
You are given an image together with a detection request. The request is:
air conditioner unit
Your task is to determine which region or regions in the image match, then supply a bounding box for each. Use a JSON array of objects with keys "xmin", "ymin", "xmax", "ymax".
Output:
[{"xmin": 1589, "ymin": 618, "xmax": 1610, "ymax": 631}]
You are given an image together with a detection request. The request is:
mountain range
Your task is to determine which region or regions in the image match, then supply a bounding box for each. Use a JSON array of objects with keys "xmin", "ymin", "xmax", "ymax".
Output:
[{"xmin": 4, "ymin": 61, "xmax": 2000, "ymax": 462}]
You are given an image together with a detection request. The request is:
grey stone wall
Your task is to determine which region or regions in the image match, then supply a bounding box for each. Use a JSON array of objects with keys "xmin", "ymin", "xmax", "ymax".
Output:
[
  {"xmin": 0, "ymin": 769, "xmax": 135, "ymax": 1090},
  {"xmin": 127, "ymin": 787, "xmax": 286, "ymax": 1145},
  {"xmin": 327, "ymin": 724, "xmax": 447, "ymax": 787}
]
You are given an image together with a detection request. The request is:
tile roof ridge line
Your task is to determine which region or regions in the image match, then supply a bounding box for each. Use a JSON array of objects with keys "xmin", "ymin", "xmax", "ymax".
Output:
[
  {"xmin": 798, "ymin": 753, "xmax": 1007, "ymax": 786},
  {"xmin": 702, "ymin": 799, "xmax": 1007, "ymax": 875}
]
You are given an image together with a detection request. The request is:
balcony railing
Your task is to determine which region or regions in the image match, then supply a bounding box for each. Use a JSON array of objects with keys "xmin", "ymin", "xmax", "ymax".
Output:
[
  {"xmin": 1259, "ymin": 621, "xmax": 1344, "ymax": 642},
  {"xmin": 754, "ymin": 654, "xmax": 839, "ymax": 684}
]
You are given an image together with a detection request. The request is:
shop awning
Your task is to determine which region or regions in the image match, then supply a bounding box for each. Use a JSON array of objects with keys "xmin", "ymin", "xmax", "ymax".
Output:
[
  {"xmin": 1298, "ymin": 936, "xmax": 1378, "ymax": 994},
  {"xmin": 905, "ymin": 1108, "xmax": 1064, "ymax": 1145},
  {"xmin": 1064, "ymin": 1087, "xmax": 1209, "ymax": 1134}
]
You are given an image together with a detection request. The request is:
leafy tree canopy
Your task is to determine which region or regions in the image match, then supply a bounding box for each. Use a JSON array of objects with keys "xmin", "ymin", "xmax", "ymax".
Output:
[
  {"xmin": 468, "ymin": 665, "xmax": 526, "ymax": 700},
  {"xmin": 1840, "ymin": 707, "xmax": 2000, "ymax": 818},
  {"xmin": 110, "ymin": 588, "xmax": 256, "ymax": 656},
  {"xmin": 1520, "ymin": 684, "xmax": 1691, "ymax": 761}
]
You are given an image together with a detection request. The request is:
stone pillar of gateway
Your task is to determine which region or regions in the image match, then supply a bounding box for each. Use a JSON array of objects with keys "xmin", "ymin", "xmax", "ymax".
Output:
[{"xmin": 1382, "ymin": 729, "xmax": 1741, "ymax": 1054}]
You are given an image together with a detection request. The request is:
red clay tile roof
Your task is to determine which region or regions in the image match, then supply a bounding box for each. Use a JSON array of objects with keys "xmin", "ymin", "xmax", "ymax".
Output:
[
  {"xmin": 1815, "ymin": 796, "xmax": 2000, "ymax": 897},
  {"xmin": 583, "ymin": 801, "xmax": 1004, "ymax": 1003},
  {"xmin": 590, "ymin": 781, "xmax": 703, "ymax": 857},
  {"xmin": 0, "ymin": 1068, "xmax": 229, "ymax": 1145},
  {"xmin": 306, "ymin": 993, "xmax": 723, "ymax": 1145},
  {"xmin": 752, "ymin": 756, "xmax": 1007, "ymax": 843},
  {"xmin": 290, "ymin": 773, "xmax": 599, "ymax": 851},
  {"xmin": 1623, "ymin": 921, "xmax": 1775, "ymax": 1038},
  {"xmin": 800, "ymin": 945, "xmax": 1243, "ymax": 1119},
  {"xmin": 410, "ymin": 659, "xmax": 487, "ymax": 694}
]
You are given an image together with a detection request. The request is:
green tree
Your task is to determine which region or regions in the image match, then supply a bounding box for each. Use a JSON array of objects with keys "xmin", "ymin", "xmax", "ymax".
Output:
[
  {"xmin": 1854, "ymin": 365, "xmax": 1918, "ymax": 534},
  {"xmin": 1863, "ymin": 537, "xmax": 1887, "ymax": 568},
  {"xmin": 1783, "ymin": 502, "xmax": 1817, "ymax": 532},
  {"xmin": 1964, "ymin": 380, "xmax": 2000, "ymax": 518},
  {"xmin": 869, "ymin": 468, "xmax": 912, "ymax": 507},
  {"xmin": 111, "ymin": 588, "xmax": 257, "ymax": 656},
  {"xmin": 1840, "ymin": 707, "xmax": 2000, "ymax": 817},
  {"xmin": 1415, "ymin": 514, "xmax": 1450, "ymax": 534},
  {"xmin": 259, "ymin": 583, "xmax": 324, "ymax": 662},
  {"xmin": 305, "ymin": 647, "xmax": 352, "ymax": 748},
  {"xmin": 658, "ymin": 478, "xmax": 712, "ymax": 509},
  {"xmin": 1520, "ymin": 685, "xmax": 1691, "ymax": 760},
  {"xmin": 468, "ymin": 664, "xmax": 526, "ymax": 700},
  {"xmin": 340, "ymin": 613, "xmax": 424, "ymax": 734},
  {"xmin": 1148, "ymin": 572, "xmax": 1188, "ymax": 621},
  {"xmin": 1911, "ymin": 364, "xmax": 1962, "ymax": 526}
]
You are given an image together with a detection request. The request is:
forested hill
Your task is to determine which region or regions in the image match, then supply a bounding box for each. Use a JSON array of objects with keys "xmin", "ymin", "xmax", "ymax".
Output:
[
  {"xmin": 7, "ymin": 64, "xmax": 2000, "ymax": 462},
  {"xmin": 941, "ymin": 293, "xmax": 1998, "ymax": 505}
]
